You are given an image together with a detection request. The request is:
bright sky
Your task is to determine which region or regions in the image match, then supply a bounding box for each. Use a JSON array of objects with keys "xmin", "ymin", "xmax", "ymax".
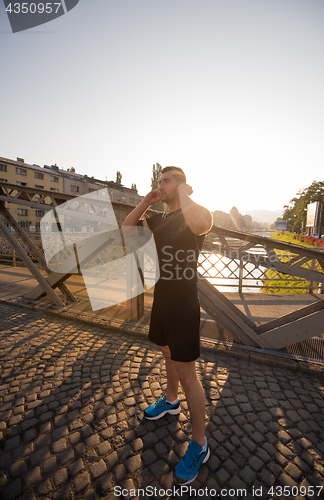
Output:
[{"xmin": 1, "ymin": 0, "xmax": 323, "ymax": 215}]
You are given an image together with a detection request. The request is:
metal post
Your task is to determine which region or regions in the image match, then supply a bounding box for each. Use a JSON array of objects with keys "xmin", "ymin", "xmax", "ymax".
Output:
[
  {"xmin": 238, "ymin": 260, "xmax": 243, "ymax": 293},
  {"xmin": 318, "ymin": 195, "xmax": 323, "ymax": 240},
  {"xmin": 0, "ymin": 218, "xmax": 65, "ymax": 307},
  {"xmin": 309, "ymin": 259, "xmax": 315, "ymax": 294}
]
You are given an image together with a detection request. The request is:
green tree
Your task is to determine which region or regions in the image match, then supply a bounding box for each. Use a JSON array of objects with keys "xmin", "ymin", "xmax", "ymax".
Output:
[
  {"xmin": 282, "ymin": 181, "xmax": 324, "ymax": 233},
  {"xmin": 271, "ymin": 217, "xmax": 284, "ymax": 231},
  {"xmin": 151, "ymin": 163, "xmax": 162, "ymax": 190},
  {"xmin": 67, "ymin": 167, "xmax": 75, "ymax": 172},
  {"xmin": 151, "ymin": 163, "xmax": 164, "ymax": 211},
  {"xmin": 131, "ymin": 183, "xmax": 137, "ymax": 192},
  {"xmin": 116, "ymin": 171, "xmax": 122, "ymax": 184}
]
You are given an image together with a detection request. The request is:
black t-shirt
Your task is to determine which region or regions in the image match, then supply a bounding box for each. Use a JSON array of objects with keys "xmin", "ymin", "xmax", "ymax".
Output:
[{"xmin": 141, "ymin": 209, "xmax": 205, "ymax": 303}]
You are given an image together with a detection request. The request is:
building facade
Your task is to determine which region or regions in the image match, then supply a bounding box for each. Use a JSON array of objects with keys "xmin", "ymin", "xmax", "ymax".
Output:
[{"xmin": 0, "ymin": 155, "xmax": 143, "ymax": 231}]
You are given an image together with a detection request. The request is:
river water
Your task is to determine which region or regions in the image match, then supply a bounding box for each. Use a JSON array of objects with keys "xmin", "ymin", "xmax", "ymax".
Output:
[{"xmin": 199, "ymin": 231, "xmax": 273, "ymax": 293}]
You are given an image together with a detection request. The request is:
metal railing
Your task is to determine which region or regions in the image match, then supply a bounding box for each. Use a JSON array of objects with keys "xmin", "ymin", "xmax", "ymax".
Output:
[
  {"xmin": 198, "ymin": 247, "xmax": 322, "ymax": 294},
  {"xmin": 1, "ymin": 232, "xmax": 323, "ymax": 294}
]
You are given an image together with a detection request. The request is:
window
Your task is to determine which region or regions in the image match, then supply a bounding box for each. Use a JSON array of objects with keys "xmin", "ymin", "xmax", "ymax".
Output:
[
  {"xmin": 121, "ymin": 196, "xmax": 127, "ymax": 202},
  {"xmin": 36, "ymin": 222, "xmax": 40, "ymax": 229},
  {"xmin": 16, "ymin": 181, "xmax": 27, "ymax": 187},
  {"xmin": 71, "ymin": 185, "xmax": 79, "ymax": 193},
  {"xmin": 50, "ymin": 175, "xmax": 59, "ymax": 183},
  {"xmin": 130, "ymin": 197, "xmax": 135, "ymax": 204},
  {"xmin": 0, "ymin": 178, "xmax": 7, "ymax": 183},
  {"xmin": 16, "ymin": 167, "xmax": 27, "ymax": 176},
  {"xmin": 19, "ymin": 221, "xmax": 29, "ymax": 229},
  {"xmin": 35, "ymin": 185, "xmax": 44, "ymax": 190},
  {"xmin": 36, "ymin": 210, "xmax": 45, "ymax": 217},
  {"xmin": 17, "ymin": 209, "xmax": 28, "ymax": 216},
  {"xmin": 0, "ymin": 164, "xmax": 7, "ymax": 172},
  {"xmin": 34, "ymin": 172, "xmax": 44, "ymax": 179},
  {"xmin": 50, "ymin": 187, "xmax": 59, "ymax": 192}
]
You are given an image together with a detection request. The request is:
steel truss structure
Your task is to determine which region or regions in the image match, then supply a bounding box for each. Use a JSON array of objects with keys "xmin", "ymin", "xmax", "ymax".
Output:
[
  {"xmin": 198, "ymin": 227, "xmax": 324, "ymax": 350},
  {"xmin": 1, "ymin": 181, "xmax": 324, "ymax": 352}
]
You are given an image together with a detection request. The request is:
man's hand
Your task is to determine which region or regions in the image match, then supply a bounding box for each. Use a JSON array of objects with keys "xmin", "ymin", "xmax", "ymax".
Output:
[
  {"xmin": 177, "ymin": 183, "xmax": 193, "ymax": 196},
  {"xmin": 144, "ymin": 190, "xmax": 161, "ymax": 206}
]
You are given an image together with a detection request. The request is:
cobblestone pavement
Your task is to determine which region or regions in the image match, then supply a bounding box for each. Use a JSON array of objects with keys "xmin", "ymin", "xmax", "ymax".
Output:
[{"xmin": 0, "ymin": 301, "xmax": 324, "ymax": 500}]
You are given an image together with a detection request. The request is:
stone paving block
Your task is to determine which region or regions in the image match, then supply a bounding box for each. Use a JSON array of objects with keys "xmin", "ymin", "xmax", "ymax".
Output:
[
  {"xmin": 1, "ymin": 478, "xmax": 21, "ymax": 500},
  {"xmin": 0, "ymin": 470, "xmax": 7, "ymax": 488},
  {"xmin": 231, "ymin": 450, "xmax": 245, "ymax": 469},
  {"xmin": 23, "ymin": 466, "xmax": 41, "ymax": 487},
  {"xmin": 60, "ymin": 447, "xmax": 75, "ymax": 465},
  {"xmin": 276, "ymin": 441, "xmax": 295, "ymax": 460},
  {"xmin": 239, "ymin": 465, "xmax": 256, "ymax": 485},
  {"xmin": 52, "ymin": 483, "xmax": 73, "ymax": 500},
  {"xmin": 90, "ymin": 459, "xmax": 107, "ymax": 479},
  {"xmin": 141, "ymin": 448, "xmax": 158, "ymax": 465},
  {"xmin": 54, "ymin": 467, "xmax": 68, "ymax": 488},
  {"xmin": 4, "ymin": 435, "xmax": 20, "ymax": 452},
  {"xmin": 52, "ymin": 437, "xmax": 67, "ymax": 454},
  {"xmin": 43, "ymin": 456, "xmax": 57, "ymax": 475},
  {"xmin": 216, "ymin": 467, "xmax": 230, "ymax": 485},
  {"xmin": 52, "ymin": 425, "xmax": 69, "ymax": 441},
  {"xmin": 86, "ymin": 433, "xmax": 100, "ymax": 447},
  {"xmin": 99, "ymin": 472, "xmax": 113, "ymax": 493},
  {"xmin": 223, "ymin": 458, "xmax": 238, "ymax": 475},
  {"xmin": 106, "ymin": 451, "xmax": 119, "ymax": 468},
  {"xmin": 284, "ymin": 462, "xmax": 303, "ymax": 482},
  {"xmin": 98, "ymin": 440, "xmax": 111, "ymax": 455},
  {"xmin": 119, "ymin": 444, "xmax": 132, "ymax": 461},
  {"xmin": 37, "ymin": 478, "xmax": 53, "ymax": 496},
  {"xmin": 125, "ymin": 454, "xmax": 143, "ymax": 473},
  {"xmin": 68, "ymin": 458, "xmax": 84, "ymax": 476},
  {"xmin": 149, "ymin": 459, "xmax": 169, "ymax": 477},
  {"xmin": 249, "ymin": 456, "xmax": 264, "ymax": 472},
  {"xmin": 74, "ymin": 470, "xmax": 91, "ymax": 494},
  {"xmin": 29, "ymin": 447, "xmax": 50, "ymax": 466},
  {"xmin": 256, "ymin": 447, "xmax": 271, "ymax": 464},
  {"xmin": 9, "ymin": 459, "xmax": 28, "ymax": 478}
]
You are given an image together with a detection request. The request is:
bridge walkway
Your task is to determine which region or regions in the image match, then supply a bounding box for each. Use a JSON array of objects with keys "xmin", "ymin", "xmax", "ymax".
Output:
[{"xmin": 1, "ymin": 264, "xmax": 324, "ymax": 365}]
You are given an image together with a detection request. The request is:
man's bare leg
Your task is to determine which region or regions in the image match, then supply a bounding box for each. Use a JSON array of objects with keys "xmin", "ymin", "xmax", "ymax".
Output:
[
  {"xmin": 173, "ymin": 360, "xmax": 206, "ymax": 447},
  {"xmin": 160, "ymin": 345, "xmax": 179, "ymax": 402},
  {"xmin": 160, "ymin": 347, "xmax": 205, "ymax": 445}
]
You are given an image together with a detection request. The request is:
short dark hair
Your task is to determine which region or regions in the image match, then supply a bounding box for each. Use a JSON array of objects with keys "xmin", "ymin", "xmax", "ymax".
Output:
[{"xmin": 161, "ymin": 166, "xmax": 186, "ymax": 185}]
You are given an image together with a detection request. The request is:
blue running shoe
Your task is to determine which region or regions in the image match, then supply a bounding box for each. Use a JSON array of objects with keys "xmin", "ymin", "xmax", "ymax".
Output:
[
  {"xmin": 144, "ymin": 395, "xmax": 180, "ymax": 420},
  {"xmin": 174, "ymin": 438, "xmax": 210, "ymax": 485}
]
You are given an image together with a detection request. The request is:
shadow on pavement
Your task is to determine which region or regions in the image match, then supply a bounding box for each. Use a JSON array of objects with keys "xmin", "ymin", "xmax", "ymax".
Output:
[{"xmin": 0, "ymin": 302, "xmax": 324, "ymax": 500}]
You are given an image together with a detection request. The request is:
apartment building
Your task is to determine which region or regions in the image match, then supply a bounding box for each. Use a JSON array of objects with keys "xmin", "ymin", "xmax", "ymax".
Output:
[{"xmin": 0, "ymin": 155, "xmax": 143, "ymax": 231}]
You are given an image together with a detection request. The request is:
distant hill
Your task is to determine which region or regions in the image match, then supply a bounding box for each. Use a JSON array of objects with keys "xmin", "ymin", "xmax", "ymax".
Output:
[{"xmin": 241, "ymin": 209, "xmax": 284, "ymax": 226}]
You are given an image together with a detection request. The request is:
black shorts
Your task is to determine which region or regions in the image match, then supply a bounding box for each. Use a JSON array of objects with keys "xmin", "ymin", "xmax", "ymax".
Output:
[{"xmin": 148, "ymin": 300, "xmax": 201, "ymax": 362}]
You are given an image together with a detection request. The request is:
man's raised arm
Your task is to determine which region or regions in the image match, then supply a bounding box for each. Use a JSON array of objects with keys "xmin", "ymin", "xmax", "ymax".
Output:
[
  {"xmin": 177, "ymin": 184, "xmax": 213, "ymax": 235},
  {"xmin": 122, "ymin": 190, "xmax": 161, "ymax": 228}
]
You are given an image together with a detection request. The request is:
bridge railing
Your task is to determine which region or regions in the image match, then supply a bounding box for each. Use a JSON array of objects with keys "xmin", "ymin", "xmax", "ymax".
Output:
[
  {"xmin": 198, "ymin": 248, "xmax": 321, "ymax": 294},
  {"xmin": 1, "ymin": 228, "xmax": 323, "ymax": 294}
]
